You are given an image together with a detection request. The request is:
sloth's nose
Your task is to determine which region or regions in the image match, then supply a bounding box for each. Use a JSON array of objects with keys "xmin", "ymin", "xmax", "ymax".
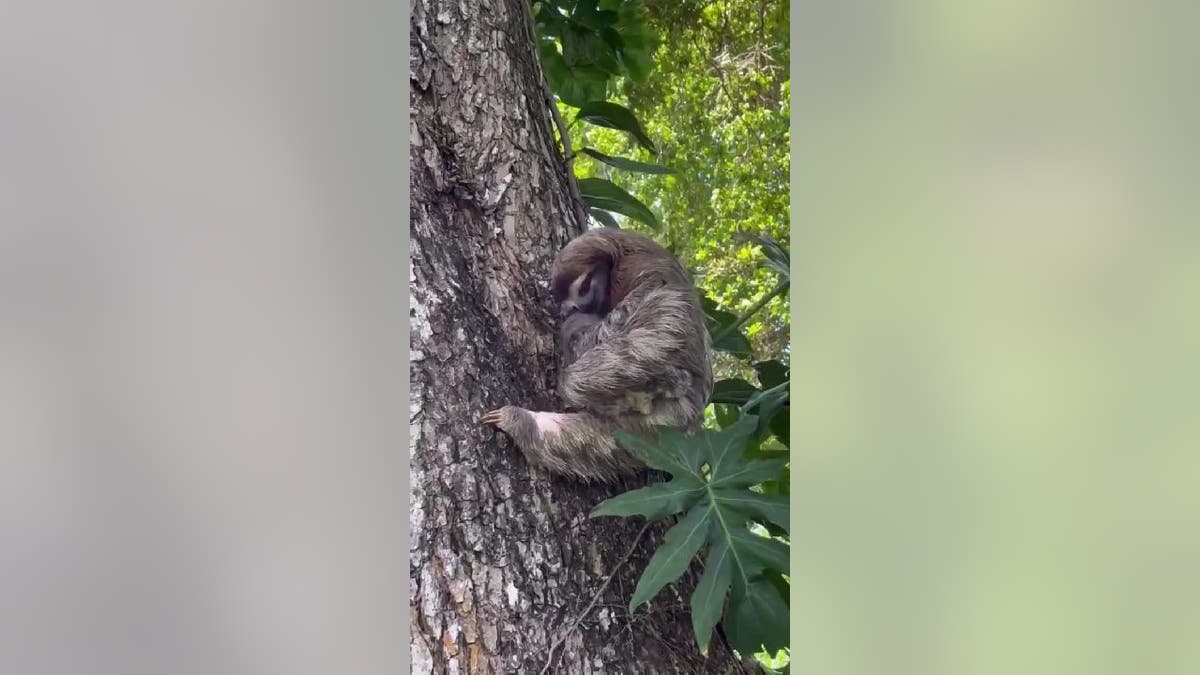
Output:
[{"xmin": 560, "ymin": 301, "xmax": 578, "ymax": 317}]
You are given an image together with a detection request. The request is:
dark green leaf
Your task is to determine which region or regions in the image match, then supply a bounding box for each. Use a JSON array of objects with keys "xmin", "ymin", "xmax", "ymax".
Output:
[
  {"xmin": 691, "ymin": 535, "xmax": 733, "ymax": 654},
  {"xmin": 712, "ymin": 456, "xmax": 788, "ymax": 490},
  {"xmin": 534, "ymin": 4, "xmax": 566, "ymax": 37},
  {"xmin": 589, "ymin": 208, "xmax": 620, "ymax": 228},
  {"xmin": 613, "ymin": 427, "xmax": 703, "ymax": 478},
  {"xmin": 712, "ymin": 331, "xmax": 752, "ymax": 358},
  {"xmin": 759, "ymin": 465, "xmax": 790, "ymax": 496},
  {"xmin": 710, "ymin": 378, "xmax": 757, "ymax": 406},
  {"xmin": 700, "ymin": 414, "xmax": 759, "ymax": 478},
  {"xmin": 580, "ymin": 147, "xmax": 677, "ymax": 174},
  {"xmin": 712, "ymin": 488, "xmax": 789, "ymax": 535},
  {"xmin": 561, "ymin": 24, "xmax": 620, "ymax": 75},
  {"xmin": 575, "ymin": 101, "xmax": 656, "ymax": 151},
  {"xmin": 729, "ymin": 526, "xmax": 790, "ymax": 575},
  {"xmin": 591, "ymin": 479, "xmax": 704, "ymax": 521},
  {"xmin": 701, "ymin": 294, "xmax": 753, "ymax": 358},
  {"xmin": 726, "ymin": 578, "xmax": 790, "ymax": 656},
  {"xmin": 769, "ymin": 405, "xmax": 790, "ymax": 447},
  {"xmin": 630, "ymin": 501, "xmax": 713, "ymax": 610},
  {"xmin": 570, "ymin": 0, "xmax": 619, "ymax": 29},
  {"xmin": 578, "ymin": 177, "xmax": 659, "ymax": 229},
  {"xmin": 538, "ymin": 42, "xmax": 608, "ymax": 107},
  {"xmin": 753, "ymin": 360, "xmax": 789, "ymax": 389}
]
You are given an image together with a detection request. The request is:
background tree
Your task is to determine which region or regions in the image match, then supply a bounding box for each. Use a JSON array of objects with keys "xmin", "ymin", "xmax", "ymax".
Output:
[{"xmin": 410, "ymin": 1, "xmax": 749, "ymax": 672}]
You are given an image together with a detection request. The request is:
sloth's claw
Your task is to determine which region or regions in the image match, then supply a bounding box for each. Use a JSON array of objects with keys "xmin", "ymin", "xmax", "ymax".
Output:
[{"xmin": 480, "ymin": 409, "xmax": 505, "ymax": 426}]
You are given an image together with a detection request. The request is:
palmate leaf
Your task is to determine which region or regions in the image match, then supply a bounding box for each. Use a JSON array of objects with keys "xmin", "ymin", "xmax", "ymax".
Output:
[
  {"xmin": 590, "ymin": 478, "xmax": 704, "ymax": 521},
  {"xmin": 690, "ymin": 534, "xmax": 733, "ymax": 654},
  {"xmin": 726, "ymin": 577, "xmax": 790, "ymax": 657},
  {"xmin": 593, "ymin": 414, "xmax": 790, "ymax": 654},
  {"xmin": 578, "ymin": 177, "xmax": 659, "ymax": 230},
  {"xmin": 712, "ymin": 488, "xmax": 789, "ymax": 535},
  {"xmin": 628, "ymin": 500, "xmax": 713, "ymax": 610}
]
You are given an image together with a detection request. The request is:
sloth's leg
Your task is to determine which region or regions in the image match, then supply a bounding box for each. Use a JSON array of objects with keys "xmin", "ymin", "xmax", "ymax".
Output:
[{"xmin": 480, "ymin": 406, "xmax": 643, "ymax": 482}]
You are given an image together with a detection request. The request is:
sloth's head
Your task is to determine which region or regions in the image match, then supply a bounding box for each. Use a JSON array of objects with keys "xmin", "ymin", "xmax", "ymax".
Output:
[{"xmin": 552, "ymin": 229, "xmax": 676, "ymax": 318}]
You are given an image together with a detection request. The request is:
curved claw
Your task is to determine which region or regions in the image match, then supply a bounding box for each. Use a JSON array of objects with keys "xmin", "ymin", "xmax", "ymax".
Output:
[{"xmin": 480, "ymin": 409, "xmax": 504, "ymax": 426}]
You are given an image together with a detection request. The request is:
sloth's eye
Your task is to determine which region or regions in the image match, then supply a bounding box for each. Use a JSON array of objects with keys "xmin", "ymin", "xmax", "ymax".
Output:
[{"xmin": 580, "ymin": 276, "xmax": 592, "ymax": 295}]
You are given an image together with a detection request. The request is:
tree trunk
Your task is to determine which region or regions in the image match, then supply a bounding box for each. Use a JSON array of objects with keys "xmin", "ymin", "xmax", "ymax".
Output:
[{"xmin": 409, "ymin": 1, "xmax": 743, "ymax": 673}]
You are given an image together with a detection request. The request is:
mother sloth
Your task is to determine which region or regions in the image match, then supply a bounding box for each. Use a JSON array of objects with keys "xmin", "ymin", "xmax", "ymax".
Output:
[{"xmin": 482, "ymin": 228, "xmax": 713, "ymax": 482}]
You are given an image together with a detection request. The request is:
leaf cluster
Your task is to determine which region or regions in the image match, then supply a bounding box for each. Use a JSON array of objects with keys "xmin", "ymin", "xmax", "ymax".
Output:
[
  {"xmin": 532, "ymin": 0, "xmax": 669, "ymax": 230},
  {"xmin": 593, "ymin": 416, "xmax": 789, "ymax": 656}
]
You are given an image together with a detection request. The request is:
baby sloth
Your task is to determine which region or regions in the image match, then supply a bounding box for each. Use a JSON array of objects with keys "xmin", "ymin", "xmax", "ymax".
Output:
[{"xmin": 481, "ymin": 228, "xmax": 713, "ymax": 482}]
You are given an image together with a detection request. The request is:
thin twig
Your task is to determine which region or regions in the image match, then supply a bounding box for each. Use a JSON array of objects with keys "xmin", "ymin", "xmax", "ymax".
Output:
[
  {"xmin": 518, "ymin": 0, "xmax": 592, "ymax": 231},
  {"xmin": 539, "ymin": 522, "xmax": 651, "ymax": 675}
]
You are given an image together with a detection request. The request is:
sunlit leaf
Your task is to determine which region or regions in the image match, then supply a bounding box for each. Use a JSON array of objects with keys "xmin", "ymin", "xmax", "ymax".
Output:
[
  {"xmin": 581, "ymin": 147, "xmax": 677, "ymax": 174},
  {"xmin": 575, "ymin": 101, "xmax": 656, "ymax": 151}
]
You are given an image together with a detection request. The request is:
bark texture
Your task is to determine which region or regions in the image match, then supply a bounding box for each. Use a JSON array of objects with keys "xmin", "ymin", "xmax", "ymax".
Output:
[{"xmin": 410, "ymin": 1, "xmax": 742, "ymax": 673}]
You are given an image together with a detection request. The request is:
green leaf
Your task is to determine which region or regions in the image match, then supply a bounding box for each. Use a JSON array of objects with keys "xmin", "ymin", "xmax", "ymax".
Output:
[
  {"xmin": 538, "ymin": 42, "xmax": 608, "ymax": 107},
  {"xmin": 691, "ymin": 535, "xmax": 733, "ymax": 654},
  {"xmin": 712, "ymin": 330, "xmax": 752, "ymax": 358},
  {"xmin": 591, "ymin": 479, "xmax": 704, "ymax": 521},
  {"xmin": 570, "ymin": 0, "xmax": 619, "ymax": 29},
  {"xmin": 710, "ymin": 378, "xmax": 757, "ymax": 406},
  {"xmin": 589, "ymin": 208, "xmax": 620, "ymax": 228},
  {"xmin": 578, "ymin": 177, "xmax": 659, "ymax": 230},
  {"xmin": 561, "ymin": 24, "xmax": 620, "ymax": 75},
  {"xmin": 759, "ymin": 465, "xmax": 790, "ymax": 497},
  {"xmin": 534, "ymin": 4, "xmax": 566, "ymax": 37},
  {"xmin": 630, "ymin": 501, "xmax": 713, "ymax": 610},
  {"xmin": 613, "ymin": 0, "xmax": 657, "ymax": 82},
  {"xmin": 726, "ymin": 577, "xmax": 790, "ymax": 657},
  {"xmin": 729, "ymin": 526, "xmax": 790, "ymax": 576},
  {"xmin": 701, "ymin": 294, "xmax": 753, "ymax": 358},
  {"xmin": 739, "ymin": 233, "xmax": 791, "ymax": 281},
  {"xmin": 575, "ymin": 101, "xmax": 656, "ymax": 151},
  {"xmin": 712, "ymin": 488, "xmax": 789, "ymax": 535},
  {"xmin": 613, "ymin": 427, "xmax": 703, "ymax": 477},
  {"xmin": 700, "ymin": 414, "xmax": 760, "ymax": 478},
  {"xmin": 598, "ymin": 418, "xmax": 791, "ymax": 655},
  {"xmin": 714, "ymin": 403, "xmax": 740, "ymax": 428},
  {"xmin": 769, "ymin": 406, "xmax": 790, "ymax": 447},
  {"xmin": 753, "ymin": 360, "xmax": 789, "ymax": 389},
  {"xmin": 580, "ymin": 147, "xmax": 677, "ymax": 174},
  {"xmin": 712, "ymin": 456, "xmax": 788, "ymax": 490}
]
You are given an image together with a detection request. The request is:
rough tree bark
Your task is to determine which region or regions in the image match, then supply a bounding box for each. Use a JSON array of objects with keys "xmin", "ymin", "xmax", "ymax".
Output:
[{"xmin": 409, "ymin": 1, "xmax": 744, "ymax": 673}]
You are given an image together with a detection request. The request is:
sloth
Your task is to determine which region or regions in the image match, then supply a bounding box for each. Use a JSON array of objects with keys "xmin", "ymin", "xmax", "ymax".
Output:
[{"xmin": 481, "ymin": 228, "xmax": 713, "ymax": 482}]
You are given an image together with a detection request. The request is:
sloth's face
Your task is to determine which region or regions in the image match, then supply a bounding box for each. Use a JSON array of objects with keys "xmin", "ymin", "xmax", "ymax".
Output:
[{"xmin": 560, "ymin": 262, "xmax": 611, "ymax": 318}]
